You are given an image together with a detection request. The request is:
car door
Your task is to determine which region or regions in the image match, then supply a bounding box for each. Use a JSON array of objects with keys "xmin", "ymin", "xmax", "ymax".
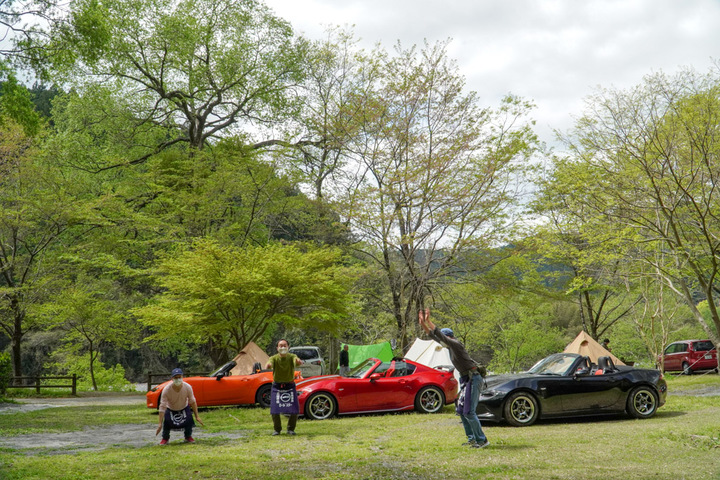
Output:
[
  {"xmin": 354, "ymin": 361, "xmax": 412, "ymax": 411},
  {"xmin": 664, "ymin": 343, "xmax": 684, "ymax": 371},
  {"xmin": 559, "ymin": 372, "xmax": 624, "ymax": 412},
  {"xmin": 535, "ymin": 376, "xmax": 574, "ymax": 415}
]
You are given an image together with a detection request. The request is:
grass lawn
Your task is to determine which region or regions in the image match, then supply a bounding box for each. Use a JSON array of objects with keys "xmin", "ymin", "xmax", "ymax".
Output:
[{"xmin": 0, "ymin": 374, "xmax": 718, "ymax": 480}]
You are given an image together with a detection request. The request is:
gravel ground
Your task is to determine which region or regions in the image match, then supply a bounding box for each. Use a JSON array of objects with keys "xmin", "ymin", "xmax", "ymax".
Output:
[{"xmin": 0, "ymin": 394, "xmax": 247, "ymax": 455}]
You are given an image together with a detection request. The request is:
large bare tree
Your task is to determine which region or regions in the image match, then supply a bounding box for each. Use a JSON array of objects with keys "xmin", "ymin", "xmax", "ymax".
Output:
[{"xmin": 342, "ymin": 41, "xmax": 538, "ymax": 351}]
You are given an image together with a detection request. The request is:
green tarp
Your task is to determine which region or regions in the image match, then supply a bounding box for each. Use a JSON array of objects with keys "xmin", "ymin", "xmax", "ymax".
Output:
[{"xmin": 342, "ymin": 342, "xmax": 394, "ymax": 369}]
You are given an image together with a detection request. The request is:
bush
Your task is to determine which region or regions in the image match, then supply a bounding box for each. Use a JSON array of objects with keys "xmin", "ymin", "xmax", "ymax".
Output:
[
  {"xmin": 0, "ymin": 351, "xmax": 12, "ymax": 395},
  {"xmin": 50, "ymin": 351, "xmax": 134, "ymax": 392}
]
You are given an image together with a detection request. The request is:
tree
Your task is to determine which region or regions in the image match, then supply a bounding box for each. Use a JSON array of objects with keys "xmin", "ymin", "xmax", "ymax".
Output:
[
  {"xmin": 0, "ymin": 0, "xmax": 59, "ymax": 59},
  {"xmin": 38, "ymin": 276, "xmax": 138, "ymax": 390},
  {"xmin": 0, "ymin": 68, "xmax": 41, "ymax": 135},
  {"xmin": 342, "ymin": 41, "xmax": 538, "ymax": 350},
  {"xmin": 0, "ymin": 120, "xmax": 88, "ymax": 376},
  {"xmin": 557, "ymin": 68, "xmax": 720, "ymax": 344},
  {"xmin": 134, "ymin": 239, "xmax": 354, "ymax": 364},
  {"xmin": 530, "ymin": 157, "xmax": 643, "ymax": 341},
  {"xmin": 31, "ymin": 0, "xmax": 308, "ymax": 169}
]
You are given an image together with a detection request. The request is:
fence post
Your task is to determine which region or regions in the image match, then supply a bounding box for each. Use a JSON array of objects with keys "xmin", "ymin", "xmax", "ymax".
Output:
[
  {"xmin": 35, "ymin": 377, "xmax": 40, "ymax": 394},
  {"xmin": 71, "ymin": 374, "xmax": 77, "ymax": 395},
  {"xmin": 147, "ymin": 373, "xmax": 151, "ymax": 392}
]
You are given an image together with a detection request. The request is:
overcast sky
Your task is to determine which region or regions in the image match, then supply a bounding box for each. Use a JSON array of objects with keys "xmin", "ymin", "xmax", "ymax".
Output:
[{"xmin": 264, "ymin": 0, "xmax": 720, "ymax": 147}]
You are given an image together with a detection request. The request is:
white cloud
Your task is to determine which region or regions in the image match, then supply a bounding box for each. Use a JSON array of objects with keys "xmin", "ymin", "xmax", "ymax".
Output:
[{"xmin": 265, "ymin": 0, "xmax": 720, "ymax": 146}]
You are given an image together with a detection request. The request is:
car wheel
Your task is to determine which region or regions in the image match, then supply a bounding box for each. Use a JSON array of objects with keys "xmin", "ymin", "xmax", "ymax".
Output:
[
  {"xmin": 256, "ymin": 384, "xmax": 272, "ymax": 408},
  {"xmin": 682, "ymin": 362, "xmax": 693, "ymax": 375},
  {"xmin": 304, "ymin": 392, "xmax": 337, "ymax": 420},
  {"xmin": 503, "ymin": 391, "xmax": 539, "ymax": 427},
  {"xmin": 626, "ymin": 386, "xmax": 659, "ymax": 419},
  {"xmin": 414, "ymin": 386, "xmax": 445, "ymax": 414}
]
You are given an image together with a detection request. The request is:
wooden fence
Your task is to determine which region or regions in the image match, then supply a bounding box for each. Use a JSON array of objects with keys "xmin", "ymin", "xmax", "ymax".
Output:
[{"xmin": 9, "ymin": 375, "xmax": 77, "ymax": 395}]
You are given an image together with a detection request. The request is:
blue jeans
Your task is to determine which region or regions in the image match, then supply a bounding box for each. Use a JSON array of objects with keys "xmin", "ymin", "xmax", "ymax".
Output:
[{"xmin": 459, "ymin": 374, "xmax": 486, "ymax": 443}]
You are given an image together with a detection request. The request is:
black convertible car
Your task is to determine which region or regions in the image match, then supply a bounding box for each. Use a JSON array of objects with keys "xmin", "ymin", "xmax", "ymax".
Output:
[{"xmin": 477, "ymin": 353, "xmax": 667, "ymax": 426}]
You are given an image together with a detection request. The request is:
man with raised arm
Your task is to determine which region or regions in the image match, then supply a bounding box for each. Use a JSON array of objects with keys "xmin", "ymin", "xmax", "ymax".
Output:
[{"xmin": 419, "ymin": 308, "xmax": 489, "ymax": 449}]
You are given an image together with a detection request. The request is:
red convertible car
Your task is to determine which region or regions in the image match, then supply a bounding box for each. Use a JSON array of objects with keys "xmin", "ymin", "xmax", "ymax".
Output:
[
  {"xmin": 297, "ymin": 357, "xmax": 458, "ymax": 420},
  {"xmin": 146, "ymin": 361, "xmax": 302, "ymax": 409}
]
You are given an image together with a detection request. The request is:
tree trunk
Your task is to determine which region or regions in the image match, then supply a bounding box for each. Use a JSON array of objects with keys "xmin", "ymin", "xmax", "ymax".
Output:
[{"xmin": 11, "ymin": 300, "xmax": 24, "ymax": 377}]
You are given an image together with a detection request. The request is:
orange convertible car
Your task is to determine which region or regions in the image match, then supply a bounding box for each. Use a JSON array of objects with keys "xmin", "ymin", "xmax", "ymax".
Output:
[{"xmin": 146, "ymin": 361, "xmax": 302, "ymax": 409}]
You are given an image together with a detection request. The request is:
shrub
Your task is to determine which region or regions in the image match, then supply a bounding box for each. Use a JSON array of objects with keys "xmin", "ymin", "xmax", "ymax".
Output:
[{"xmin": 0, "ymin": 351, "xmax": 12, "ymax": 395}]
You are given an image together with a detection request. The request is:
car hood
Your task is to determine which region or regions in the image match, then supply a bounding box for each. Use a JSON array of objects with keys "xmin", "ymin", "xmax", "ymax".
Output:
[
  {"xmin": 296, "ymin": 374, "xmax": 340, "ymax": 389},
  {"xmin": 482, "ymin": 373, "xmax": 536, "ymax": 389}
]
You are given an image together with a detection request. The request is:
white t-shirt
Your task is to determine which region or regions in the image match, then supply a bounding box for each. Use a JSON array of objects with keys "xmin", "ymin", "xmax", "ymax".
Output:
[{"xmin": 158, "ymin": 382, "xmax": 196, "ymax": 414}]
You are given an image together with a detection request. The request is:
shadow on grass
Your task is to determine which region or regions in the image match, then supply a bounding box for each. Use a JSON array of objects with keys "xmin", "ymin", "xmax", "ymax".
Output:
[{"xmin": 487, "ymin": 410, "xmax": 685, "ymax": 428}]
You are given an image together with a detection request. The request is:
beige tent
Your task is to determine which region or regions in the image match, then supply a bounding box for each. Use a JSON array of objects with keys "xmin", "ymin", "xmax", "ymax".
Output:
[
  {"xmin": 563, "ymin": 331, "xmax": 625, "ymax": 366},
  {"xmin": 229, "ymin": 342, "xmax": 270, "ymax": 376}
]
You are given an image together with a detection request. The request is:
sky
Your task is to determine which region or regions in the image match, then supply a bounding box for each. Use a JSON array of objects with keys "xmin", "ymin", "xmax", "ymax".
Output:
[{"xmin": 264, "ymin": 0, "xmax": 720, "ymax": 148}]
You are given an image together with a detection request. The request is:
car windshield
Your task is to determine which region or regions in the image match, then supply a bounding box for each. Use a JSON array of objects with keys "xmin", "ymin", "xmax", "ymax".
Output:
[
  {"xmin": 528, "ymin": 354, "xmax": 578, "ymax": 376},
  {"xmin": 347, "ymin": 358, "xmax": 378, "ymax": 378},
  {"xmin": 210, "ymin": 361, "xmax": 235, "ymax": 377}
]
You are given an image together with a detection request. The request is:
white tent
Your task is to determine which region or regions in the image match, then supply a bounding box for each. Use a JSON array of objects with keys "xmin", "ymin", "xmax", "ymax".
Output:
[{"xmin": 405, "ymin": 338, "xmax": 459, "ymax": 381}]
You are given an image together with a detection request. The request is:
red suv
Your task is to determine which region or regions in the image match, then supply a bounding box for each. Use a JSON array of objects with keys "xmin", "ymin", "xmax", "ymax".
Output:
[{"xmin": 660, "ymin": 340, "xmax": 717, "ymax": 374}]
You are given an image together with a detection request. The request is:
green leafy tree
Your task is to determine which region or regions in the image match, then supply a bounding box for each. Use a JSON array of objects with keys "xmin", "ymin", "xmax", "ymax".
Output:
[
  {"xmin": 0, "ymin": 120, "xmax": 89, "ymax": 376},
  {"xmin": 30, "ymin": 0, "xmax": 308, "ymax": 169},
  {"xmin": 343, "ymin": 41, "xmax": 539, "ymax": 350},
  {"xmin": 48, "ymin": 347, "xmax": 134, "ymax": 392},
  {"xmin": 0, "ymin": 351, "xmax": 11, "ymax": 395},
  {"xmin": 38, "ymin": 277, "xmax": 139, "ymax": 390},
  {"xmin": 530, "ymin": 157, "xmax": 644, "ymax": 341},
  {"xmin": 555, "ymin": 68, "xmax": 720, "ymax": 344},
  {"xmin": 0, "ymin": 69, "xmax": 41, "ymax": 135},
  {"xmin": 135, "ymin": 239, "xmax": 354, "ymax": 364}
]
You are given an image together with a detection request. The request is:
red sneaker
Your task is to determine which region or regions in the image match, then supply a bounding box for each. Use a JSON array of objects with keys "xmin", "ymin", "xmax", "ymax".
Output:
[
  {"xmin": 185, "ymin": 437, "xmax": 195, "ymax": 444},
  {"xmin": 159, "ymin": 439, "xmax": 168, "ymax": 446}
]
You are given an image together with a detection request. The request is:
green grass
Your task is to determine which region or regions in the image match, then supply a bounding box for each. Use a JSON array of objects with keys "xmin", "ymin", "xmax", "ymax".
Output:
[{"xmin": 1, "ymin": 376, "xmax": 719, "ymax": 480}]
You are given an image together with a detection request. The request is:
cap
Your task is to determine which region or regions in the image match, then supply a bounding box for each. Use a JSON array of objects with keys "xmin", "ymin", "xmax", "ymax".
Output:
[
  {"xmin": 170, "ymin": 368, "xmax": 183, "ymax": 378},
  {"xmin": 440, "ymin": 327, "xmax": 454, "ymax": 338}
]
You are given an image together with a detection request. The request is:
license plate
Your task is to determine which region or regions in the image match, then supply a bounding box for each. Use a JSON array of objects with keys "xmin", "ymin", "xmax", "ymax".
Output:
[{"xmin": 705, "ymin": 354, "xmax": 713, "ymax": 359}]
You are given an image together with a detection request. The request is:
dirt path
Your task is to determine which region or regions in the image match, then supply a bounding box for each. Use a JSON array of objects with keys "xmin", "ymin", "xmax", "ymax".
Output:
[{"xmin": 0, "ymin": 395, "xmax": 248, "ymax": 455}]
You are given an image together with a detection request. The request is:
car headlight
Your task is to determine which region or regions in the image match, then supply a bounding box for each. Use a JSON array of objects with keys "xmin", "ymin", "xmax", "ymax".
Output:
[{"xmin": 480, "ymin": 389, "xmax": 500, "ymax": 398}]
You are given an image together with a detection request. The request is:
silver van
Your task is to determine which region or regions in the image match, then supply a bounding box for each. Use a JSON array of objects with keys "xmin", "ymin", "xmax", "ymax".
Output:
[{"xmin": 288, "ymin": 346, "xmax": 325, "ymax": 377}]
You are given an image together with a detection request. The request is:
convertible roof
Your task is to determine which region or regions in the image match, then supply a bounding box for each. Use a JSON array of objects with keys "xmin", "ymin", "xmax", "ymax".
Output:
[
  {"xmin": 563, "ymin": 331, "xmax": 625, "ymax": 365},
  {"xmin": 229, "ymin": 342, "xmax": 270, "ymax": 376}
]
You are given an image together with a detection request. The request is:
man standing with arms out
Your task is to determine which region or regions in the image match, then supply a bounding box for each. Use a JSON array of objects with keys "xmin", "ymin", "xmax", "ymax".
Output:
[
  {"xmin": 265, "ymin": 339, "xmax": 303, "ymax": 435},
  {"xmin": 339, "ymin": 344, "xmax": 350, "ymax": 376},
  {"xmin": 156, "ymin": 368, "xmax": 204, "ymax": 445},
  {"xmin": 419, "ymin": 308, "xmax": 489, "ymax": 449}
]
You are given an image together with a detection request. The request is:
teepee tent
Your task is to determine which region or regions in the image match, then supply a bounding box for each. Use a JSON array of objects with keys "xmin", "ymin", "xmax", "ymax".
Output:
[
  {"xmin": 229, "ymin": 342, "xmax": 270, "ymax": 376},
  {"xmin": 563, "ymin": 331, "xmax": 625, "ymax": 365}
]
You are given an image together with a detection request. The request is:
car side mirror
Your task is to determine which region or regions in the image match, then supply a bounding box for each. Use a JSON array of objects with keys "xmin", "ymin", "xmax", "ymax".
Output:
[
  {"xmin": 574, "ymin": 368, "xmax": 589, "ymax": 378},
  {"xmin": 369, "ymin": 373, "xmax": 382, "ymax": 381},
  {"xmin": 216, "ymin": 373, "xmax": 224, "ymax": 381}
]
